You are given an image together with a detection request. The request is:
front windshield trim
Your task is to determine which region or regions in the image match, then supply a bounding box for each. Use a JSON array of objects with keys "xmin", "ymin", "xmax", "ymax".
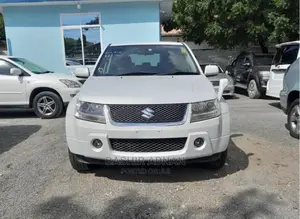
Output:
[{"xmin": 93, "ymin": 44, "xmax": 200, "ymax": 77}]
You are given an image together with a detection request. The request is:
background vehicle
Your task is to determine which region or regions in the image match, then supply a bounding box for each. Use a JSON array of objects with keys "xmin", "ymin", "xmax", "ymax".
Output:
[
  {"xmin": 267, "ymin": 41, "xmax": 300, "ymax": 98},
  {"xmin": 201, "ymin": 63, "xmax": 235, "ymax": 98},
  {"xmin": 67, "ymin": 42, "xmax": 230, "ymax": 172},
  {"xmin": 280, "ymin": 58, "xmax": 300, "ymax": 139},
  {"xmin": 0, "ymin": 56, "xmax": 81, "ymax": 119},
  {"xmin": 225, "ymin": 52, "xmax": 274, "ymax": 99}
]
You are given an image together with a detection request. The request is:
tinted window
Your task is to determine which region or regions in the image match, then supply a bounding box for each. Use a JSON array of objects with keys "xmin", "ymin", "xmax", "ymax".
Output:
[
  {"xmin": 254, "ymin": 56, "xmax": 273, "ymax": 65},
  {"xmin": 0, "ymin": 60, "xmax": 15, "ymax": 76},
  {"xmin": 94, "ymin": 45, "xmax": 199, "ymax": 76},
  {"xmin": 236, "ymin": 56, "xmax": 245, "ymax": 66},
  {"xmin": 274, "ymin": 45, "xmax": 299, "ymax": 65},
  {"xmin": 281, "ymin": 45, "xmax": 299, "ymax": 64}
]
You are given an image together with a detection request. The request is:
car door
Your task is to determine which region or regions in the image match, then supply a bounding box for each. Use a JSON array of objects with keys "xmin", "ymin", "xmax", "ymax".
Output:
[
  {"xmin": 240, "ymin": 56, "xmax": 252, "ymax": 83},
  {"xmin": 233, "ymin": 55, "xmax": 248, "ymax": 87},
  {"xmin": 0, "ymin": 59, "xmax": 28, "ymax": 106},
  {"xmin": 267, "ymin": 44, "xmax": 300, "ymax": 98}
]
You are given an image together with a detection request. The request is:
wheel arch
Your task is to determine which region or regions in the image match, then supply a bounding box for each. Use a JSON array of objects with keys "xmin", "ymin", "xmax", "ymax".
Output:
[
  {"xmin": 29, "ymin": 87, "xmax": 62, "ymax": 108},
  {"xmin": 287, "ymin": 91, "xmax": 300, "ymax": 110}
]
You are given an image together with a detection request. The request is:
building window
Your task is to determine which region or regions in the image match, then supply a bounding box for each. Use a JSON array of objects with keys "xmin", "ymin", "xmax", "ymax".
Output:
[{"xmin": 61, "ymin": 13, "xmax": 101, "ymax": 66}]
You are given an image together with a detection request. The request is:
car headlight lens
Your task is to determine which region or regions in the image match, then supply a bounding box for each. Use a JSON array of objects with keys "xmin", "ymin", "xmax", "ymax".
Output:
[
  {"xmin": 75, "ymin": 100, "xmax": 106, "ymax": 123},
  {"xmin": 60, "ymin": 79, "xmax": 81, "ymax": 88},
  {"xmin": 191, "ymin": 99, "xmax": 221, "ymax": 122}
]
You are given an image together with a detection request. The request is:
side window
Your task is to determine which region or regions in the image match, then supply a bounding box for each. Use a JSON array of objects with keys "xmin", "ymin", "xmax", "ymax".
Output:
[
  {"xmin": 244, "ymin": 57, "xmax": 252, "ymax": 65},
  {"xmin": 281, "ymin": 45, "xmax": 299, "ymax": 65},
  {"xmin": 274, "ymin": 45, "xmax": 299, "ymax": 65},
  {"xmin": 236, "ymin": 56, "xmax": 245, "ymax": 66},
  {"xmin": 0, "ymin": 60, "xmax": 15, "ymax": 76}
]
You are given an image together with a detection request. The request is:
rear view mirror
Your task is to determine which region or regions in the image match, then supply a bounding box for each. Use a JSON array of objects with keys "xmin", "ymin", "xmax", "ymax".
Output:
[
  {"xmin": 10, "ymin": 68, "xmax": 22, "ymax": 76},
  {"xmin": 204, "ymin": 65, "xmax": 219, "ymax": 76},
  {"xmin": 218, "ymin": 78, "xmax": 229, "ymax": 101},
  {"xmin": 73, "ymin": 67, "xmax": 90, "ymax": 78}
]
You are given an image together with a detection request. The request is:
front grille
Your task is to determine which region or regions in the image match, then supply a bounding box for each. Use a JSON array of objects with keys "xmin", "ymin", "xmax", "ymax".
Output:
[
  {"xmin": 110, "ymin": 138, "xmax": 187, "ymax": 152},
  {"xmin": 108, "ymin": 104, "xmax": 187, "ymax": 124}
]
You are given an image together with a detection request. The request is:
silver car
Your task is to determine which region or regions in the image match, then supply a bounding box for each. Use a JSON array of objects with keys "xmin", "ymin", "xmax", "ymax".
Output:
[
  {"xmin": 201, "ymin": 63, "xmax": 235, "ymax": 97},
  {"xmin": 280, "ymin": 58, "xmax": 299, "ymax": 139}
]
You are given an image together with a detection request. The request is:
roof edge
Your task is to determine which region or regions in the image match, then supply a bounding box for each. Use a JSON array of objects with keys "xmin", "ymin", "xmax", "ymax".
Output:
[{"xmin": 0, "ymin": 0, "xmax": 160, "ymax": 7}]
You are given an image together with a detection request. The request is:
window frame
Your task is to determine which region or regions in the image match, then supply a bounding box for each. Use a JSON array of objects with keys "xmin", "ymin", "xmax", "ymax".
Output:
[{"xmin": 60, "ymin": 12, "xmax": 103, "ymax": 68}]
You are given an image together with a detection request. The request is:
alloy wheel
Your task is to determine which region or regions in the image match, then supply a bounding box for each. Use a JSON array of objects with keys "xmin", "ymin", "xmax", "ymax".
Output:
[
  {"xmin": 290, "ymin": 104, "xmax": 300, "ymax": 135},
  {"xmin": 37, "ymin": 96, "xmax": 57, "ymax": 116}
]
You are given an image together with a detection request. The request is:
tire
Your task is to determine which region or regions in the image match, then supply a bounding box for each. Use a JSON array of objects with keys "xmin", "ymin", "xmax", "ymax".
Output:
[
  {"xmin": 287, "ymin": 99, "xmax": 300, "ymax": 139},
  {"xmin": 68, "ymin": 149, "xmax": 90, "ymax": 172},
  {"xmin": 205, "ymin": 150, "xmax": 227, "ymax": 170},
  {"xmin": 33, "ymin": 91, "xmax": 63, "ymax": 119},
  {"xmin": 247, "ymin": 79, "xmax": 261, "ymax": 99}
]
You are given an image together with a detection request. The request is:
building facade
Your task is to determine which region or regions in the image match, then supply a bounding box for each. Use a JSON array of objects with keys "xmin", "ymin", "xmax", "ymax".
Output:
[{"xmin": 0, "ymin": 0, "xmax": 161, "ymax": 73}]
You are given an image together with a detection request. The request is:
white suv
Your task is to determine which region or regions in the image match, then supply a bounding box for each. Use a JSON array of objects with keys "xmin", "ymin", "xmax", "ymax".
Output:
[
  {"xmin": 267, "ymin": 41, "xmax": 300, "ymax": 98},
  {"xmin": 0, "ymin": 57, "xmax": 82, "ymax": 118},
  {"xmin": 66, "ymin": 42, "xmax": 230, "ymax": 172}
]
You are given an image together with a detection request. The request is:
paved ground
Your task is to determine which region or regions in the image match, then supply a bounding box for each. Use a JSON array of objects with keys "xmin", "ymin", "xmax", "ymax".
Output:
[{"xmin": 0, "ymin": 91, "xmax": 298, "ymax": 219}]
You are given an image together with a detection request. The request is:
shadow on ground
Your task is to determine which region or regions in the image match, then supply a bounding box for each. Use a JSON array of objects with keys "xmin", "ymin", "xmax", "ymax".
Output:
[
  {"xmin": 33, "ymin": 188, "xmax": 283, "ymax": 219},
  {"xmin": 86, "ymin": 134, "xmax": 252, "ymax": 183},
  {"xmin": 0, "ymin": 125, "xmax": 41, "ymax": 154},
  {"xmin": 0, "ymin": 109, "xmax": 37, "ymax": 118},
  {"xmin": 268, "ymin": 102, "xmax": 282, "ymax": 110}
]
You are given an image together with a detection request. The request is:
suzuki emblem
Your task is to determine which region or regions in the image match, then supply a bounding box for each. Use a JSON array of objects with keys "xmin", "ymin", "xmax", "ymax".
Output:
[{"xmin": 141, "ymin": 108, "xmax": 154, "ymax": 119}]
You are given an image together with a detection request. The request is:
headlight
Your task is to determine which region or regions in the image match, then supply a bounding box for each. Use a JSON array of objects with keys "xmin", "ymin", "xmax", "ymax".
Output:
[
  {"xmin": 60, "ymin": 79, "xmax": 81, "ymax": 88},
  {"xmin": 75, "ymin": 100, "xmax": 106, "ymax": 123},
  {"xmin": 191, "ymin": 99, "xmax": 221, "ymax": 122}
]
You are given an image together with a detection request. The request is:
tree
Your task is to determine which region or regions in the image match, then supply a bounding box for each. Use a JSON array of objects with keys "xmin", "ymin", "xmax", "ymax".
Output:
[
  {"xmin": 0, "ymin": 14, "xmax": 5, "ymax": 40},
  {"xmin": 172, "ymin": 0, "xmax": 299, "ymax": 53}
]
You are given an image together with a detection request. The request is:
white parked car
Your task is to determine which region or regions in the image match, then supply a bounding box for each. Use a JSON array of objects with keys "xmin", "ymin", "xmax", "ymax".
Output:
[
  {"xmin": 66, "ymin": 42, "xmax": 230, "ymax": 172},
  {"xmin": 200, "ymin": 63, "xmax": 235, "ymax": 97},
  {"xmin": 0, "ymin": 57, "xmax": 82, "ymax": 118},
  {"xmin": 267, "ymin": 41, "xmax": 300, "ymax": 98},
  {"xmin": 280, "ymin": 58, "xmax": 299, "ymax": 139}
]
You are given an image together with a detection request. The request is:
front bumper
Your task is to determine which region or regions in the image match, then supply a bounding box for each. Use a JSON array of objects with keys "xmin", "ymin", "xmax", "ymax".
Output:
[
  {"xmin": 66, "ymin": 109, "xmax": 230, "ymax": 162},
  {"xmin": 58, "ymin": 88, "xmax": 80, "ymax": 103},
  {"xmin": 214, "ymin": 85, "xmax": 235, "ymax": 96}
]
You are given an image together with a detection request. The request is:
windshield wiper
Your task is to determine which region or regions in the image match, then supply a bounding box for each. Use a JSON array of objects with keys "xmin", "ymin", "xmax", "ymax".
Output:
[
  {"xmin": 42, "ymin": 71, "xmax": 54, "ymax": 73},
  {"xmin": 161, "ymin": 71, "xmax": 199, "ymax": 75},
  {"xmin": 118, "ymin": 72, "xmax": 158, "ymax": 76}
]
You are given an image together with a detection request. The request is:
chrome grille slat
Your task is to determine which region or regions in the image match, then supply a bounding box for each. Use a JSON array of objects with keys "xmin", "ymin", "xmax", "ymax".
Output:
[
  {"xmin": 108, "ymin": 104, "xmax": 187, "ymax": 124},
  {"xmin": 110, "ymin": 138, "xmax": 187, "ymax": 152}
]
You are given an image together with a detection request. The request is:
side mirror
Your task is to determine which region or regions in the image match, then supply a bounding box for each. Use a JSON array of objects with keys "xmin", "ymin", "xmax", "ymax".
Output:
[
  {"xmin": 10, "ymin": 68, "xmax": 22, "ymax": 76},
  {"xmin": 218, "ymin": 78, "xmax": 229, "ymax": 101},
  {"xmin": 243, "ymin": 62, "xmax": 251, "ymax": 67},
  {"xmin": 204, "ymin": 65, "xmax": 219, "ymax": 76},
  {"xmin": 73, "ymin": 67, "xmax": 90, "ymax": 78}
]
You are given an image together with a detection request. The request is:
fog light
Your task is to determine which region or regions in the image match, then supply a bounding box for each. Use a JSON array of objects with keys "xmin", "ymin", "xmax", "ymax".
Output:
[
  {"xmin": 91, "ymin": 139, "xmax": 103, "ymax": 148},
  {"xmin": 194, "ymin": 138, "xmax": 204, "ymax": 148}
]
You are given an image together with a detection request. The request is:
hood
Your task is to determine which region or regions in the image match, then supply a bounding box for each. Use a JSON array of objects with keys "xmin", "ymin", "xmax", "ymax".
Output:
[
  {"xmin": 207, "ymin": 73, "xmax": 228, "ymax": 81},
  {"xmin": 78, "ymin": 75, "xmax": 216, "ymax": 104},
  {"xmin": 34, "ymin": 73, "xmax": 79, "ymax": 81}
]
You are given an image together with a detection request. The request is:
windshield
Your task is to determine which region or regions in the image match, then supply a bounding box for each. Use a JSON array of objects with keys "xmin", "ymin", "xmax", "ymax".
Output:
[
  {"xmin": 94, "ymin": 45, "xmax": 200, "ymax": 76},
  {"xmin": 9, "ymin": 58, "xmax": 52, "ymax": 74},
  {"xmin": 254, "ymin": 55, "xmax": 274, "ymax": 66}
]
